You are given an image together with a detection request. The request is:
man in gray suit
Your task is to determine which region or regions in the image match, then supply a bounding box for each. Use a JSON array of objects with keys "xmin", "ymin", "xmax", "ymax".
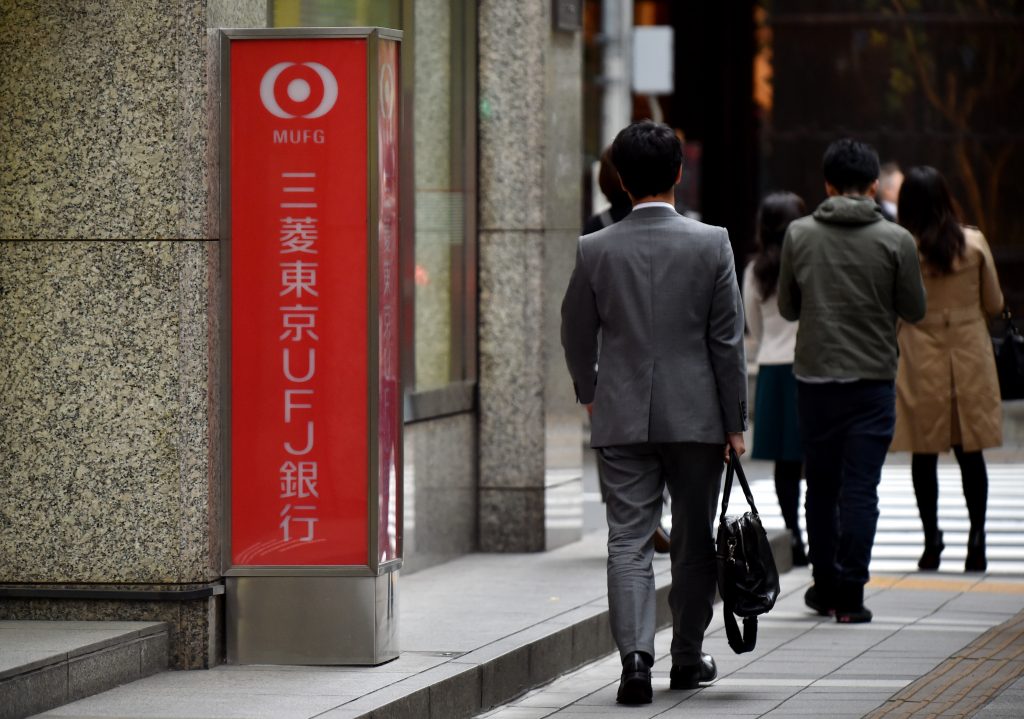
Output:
[{"xmin": 561, "ymin": 120, "xmax": 747, "ymax": 705}]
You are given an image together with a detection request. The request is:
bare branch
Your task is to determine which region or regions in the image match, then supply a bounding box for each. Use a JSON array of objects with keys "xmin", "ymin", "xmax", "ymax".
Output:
[
  {"xmin": 985, "ymin": 141, "xmax": 1017, "ymax": 241},
  {"xmin": 955, "ymin": 141, "xmax": 987, "ymax": 235},
  {"xmin": 890, "ymin": 0, "xmax": 958, "ymax": 125}
]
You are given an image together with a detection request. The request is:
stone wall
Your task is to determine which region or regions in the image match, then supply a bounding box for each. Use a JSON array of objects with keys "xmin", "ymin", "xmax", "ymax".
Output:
[
  {"xmin": 477, "ymin": 1, "xmax": 584, "ymax": 551},
  {"xmin": 0, "ymin": 0, "xmax": 267, "ymax": 669}
]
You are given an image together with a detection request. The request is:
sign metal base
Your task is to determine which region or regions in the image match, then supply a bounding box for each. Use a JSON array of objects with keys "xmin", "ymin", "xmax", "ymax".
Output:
[{"xmin": 226, "ymin": 571, "xmax": 399, "ymax": 665}]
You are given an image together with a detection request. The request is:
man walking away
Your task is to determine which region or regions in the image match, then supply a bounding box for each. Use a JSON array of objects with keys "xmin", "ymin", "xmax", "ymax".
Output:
[
  {"xmin": 778, "ymin": 138, "xmax": 926, "ymax": 623},
  {"xmin": 561, "ymin": 120, "xmax": 747, "ymax": 704}
]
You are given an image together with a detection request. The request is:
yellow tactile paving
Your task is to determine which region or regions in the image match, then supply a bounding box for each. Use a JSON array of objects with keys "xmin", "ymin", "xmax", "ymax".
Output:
[{"xmin": 868, "ymin": 575, "xmax": 1024, "ymax": 594}]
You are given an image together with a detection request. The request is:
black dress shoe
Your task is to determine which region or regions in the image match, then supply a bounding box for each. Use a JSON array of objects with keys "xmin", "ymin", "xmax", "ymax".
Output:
[
  {"xmin": 616, "ymin": 652, "xmax": 652, "ymax": 705},
  {"xmin": 670, "ymin": 653, "xmax": 717, "ymax": 690}
]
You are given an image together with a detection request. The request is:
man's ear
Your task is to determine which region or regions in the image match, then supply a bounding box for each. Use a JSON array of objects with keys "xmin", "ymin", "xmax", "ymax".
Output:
[
  {"xmin": 824, "ymin": 182, "xmax": 839, "ymax": 197},
  {"xmin": 674, "ymin": 165, "xmax": 683, "ymax": 186},
  {"xmin": 865, "ymin": 179, "xmax": 879, "ymax": 198}
]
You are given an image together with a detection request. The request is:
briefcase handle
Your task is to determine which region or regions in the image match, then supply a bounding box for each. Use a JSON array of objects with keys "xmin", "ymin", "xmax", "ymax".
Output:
[{"xmin": 720, "ymin": 448, "xmax": 760, "ymax": 524}]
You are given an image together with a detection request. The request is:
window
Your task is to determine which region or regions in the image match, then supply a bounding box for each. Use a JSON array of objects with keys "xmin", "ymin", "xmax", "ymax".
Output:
[{"xmin": 270, "ymin": 0, "xmax": 478, "ymax": 420}]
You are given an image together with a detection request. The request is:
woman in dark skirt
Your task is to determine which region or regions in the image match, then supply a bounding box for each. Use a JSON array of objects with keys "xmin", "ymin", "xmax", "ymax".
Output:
[{"xmin": 743, "ymin": 192, "xmax": 807, "ymax": 565}]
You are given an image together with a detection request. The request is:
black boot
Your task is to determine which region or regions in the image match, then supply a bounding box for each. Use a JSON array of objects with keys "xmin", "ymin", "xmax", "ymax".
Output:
[
  {"xmin": 918, "ymin": 529, "xmax": 944, "ymax": 571},
  {"xmin": 834, "ymin": 582, "xmax": 872, "ymax": 624},
  {"xmin": 791, "ymin": 529, "xmax": 808, "ymax": 567},
  {"xmin": 965, "ymin": 530, "xmax": 987, "ymax": 572}
]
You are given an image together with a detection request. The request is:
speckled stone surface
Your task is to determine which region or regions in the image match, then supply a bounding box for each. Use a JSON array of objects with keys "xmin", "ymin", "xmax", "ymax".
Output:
[
  {"xmin": 479, "ymin": 488, "xmax": 545, "ymax": 552},
  {"xmin": 0, "ymin": 1, "xmax": 266, "ymax": 239},
  {"xmin": 0, "ymin": 0, "xmax": 261, "ymax": 673},
  {"xmin": 478, "ymin": 1, "xmax": 583, "ymax": 550},
  {"xmin": 207, "ymin": 0, "xmax": 267, "ymax": 29},
  {"xmin": 544, "ymin": 32, "xmax": 584, "ymax": 234},
  {"xmin": 0, "ymin": 241, "xmax": 219, "ymax": 584},
  {"xmin": 478, "ymin": 0, "xmax": 546, "ymax": 231},
  {"xmin": 414, "ymin": 0, "xmax": 453, "ymax": 194},
  {"xmin": 478, "ymin": 230, "xmax": 546, "ymax": 490},
  {"xmin": 402, "ymin": 414, "xmax": 477, "ymax": 573}
]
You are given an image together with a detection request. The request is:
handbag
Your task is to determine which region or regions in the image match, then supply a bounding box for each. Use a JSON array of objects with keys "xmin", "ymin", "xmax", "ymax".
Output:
[
  {"xmin": 716, "ymin": 449, "xmax": 780, "ymax": 654},
  {"xmin": 993, "ymin": 309, "xmax": 1024, "ymax": 400}
]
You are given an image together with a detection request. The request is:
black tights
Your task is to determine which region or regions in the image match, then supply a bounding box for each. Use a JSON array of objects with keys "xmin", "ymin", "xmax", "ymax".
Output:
[
  {"xmin": 774, "ymin": 460, "xmax": 804, "ymax": 533},
  {"xmin": 911, "ymin": 447, "xmax": 988, "ymax": 538}
]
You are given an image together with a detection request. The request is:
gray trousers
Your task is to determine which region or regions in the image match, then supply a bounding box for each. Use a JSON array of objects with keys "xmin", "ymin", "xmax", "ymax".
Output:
[{"xmin": 598, "ymin": 442, "xmax": 723, "ymax": 665}]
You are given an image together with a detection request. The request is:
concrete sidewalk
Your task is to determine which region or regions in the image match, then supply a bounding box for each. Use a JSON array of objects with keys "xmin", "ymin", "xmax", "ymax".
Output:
[
  {"xmin": 481, "ymin": 567, "xmax": 1024, "ymax": 718},
  {"xmin": 27, "ymin": 532, "xmax": 678, "ymax": 719},
  {"xmin": 21, "ymin": 531, "xmax": 1024, "ymax": 718}
]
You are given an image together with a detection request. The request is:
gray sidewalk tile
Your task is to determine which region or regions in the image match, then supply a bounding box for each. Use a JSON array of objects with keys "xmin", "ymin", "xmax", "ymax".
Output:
[
  {"xmin": 516, "ymin": 691, "xmax": 591, "ymax": 708},
  {"xmin": 36, "ymin": 690, "xmax": 354, "ymax": 719},
  {"xmin": 132, "ymin": 665, "xmax": 402, "ymax": 696},
  {"xmin": 774, "ymin": 702, "xmax": 887, "ymax": 716},
  {"xmin": 480, "ymin": 709, "xmax": 553, "ymax": 719}
]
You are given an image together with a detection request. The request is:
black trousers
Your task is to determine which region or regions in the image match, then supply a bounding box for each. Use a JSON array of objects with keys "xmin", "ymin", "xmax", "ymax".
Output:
[
  {"xmin": 911, "ymin": 448, "xmax": 988, "ymax": 537},
  {"xmin": 798, "ymin": 380, "xmax": 895, "ymax": 588}
]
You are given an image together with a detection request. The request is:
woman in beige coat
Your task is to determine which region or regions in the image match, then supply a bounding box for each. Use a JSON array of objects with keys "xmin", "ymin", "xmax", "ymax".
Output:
[{"xmin": 893, "ymin": 166, "xmax": 1004, "ymax": 572}]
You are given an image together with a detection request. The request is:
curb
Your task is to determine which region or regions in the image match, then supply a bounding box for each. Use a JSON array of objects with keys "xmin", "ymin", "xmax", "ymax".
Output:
[{"xmin": 341, "ymin": 529, "xmax": 794, "ymax": 719}]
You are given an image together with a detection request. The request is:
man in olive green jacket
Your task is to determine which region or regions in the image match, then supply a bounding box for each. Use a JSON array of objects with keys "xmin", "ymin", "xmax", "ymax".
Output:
[{"xmin": 778, "ymin": 138, "xmax": 926, "ymax": 623}]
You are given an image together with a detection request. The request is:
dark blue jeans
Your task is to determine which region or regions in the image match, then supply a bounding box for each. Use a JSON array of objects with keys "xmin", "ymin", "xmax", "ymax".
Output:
[{"xmin": 797, "ymin": 380, "xmax": 895, "ymax": 588}]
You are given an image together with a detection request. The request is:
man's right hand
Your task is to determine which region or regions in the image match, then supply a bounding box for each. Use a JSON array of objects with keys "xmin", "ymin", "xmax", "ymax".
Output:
[{"xmin": 725, "ymin": 432, "xmax": 746, "ymax": 461}]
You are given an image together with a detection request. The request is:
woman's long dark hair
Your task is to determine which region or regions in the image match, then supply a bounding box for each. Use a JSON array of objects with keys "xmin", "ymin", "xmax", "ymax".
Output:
[
  {"xmin": 751, "ymin": 191, "xmax": 806, "ymax": 299},
  {"xmin": 898, "ymin": 166, "xmax": 965, "ymax": 275}
]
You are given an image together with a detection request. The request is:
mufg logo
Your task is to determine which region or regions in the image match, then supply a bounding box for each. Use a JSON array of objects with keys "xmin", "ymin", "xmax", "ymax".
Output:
[{"xmin": 261, "ymin": 61, "xmax": 338, "ymax": 144}]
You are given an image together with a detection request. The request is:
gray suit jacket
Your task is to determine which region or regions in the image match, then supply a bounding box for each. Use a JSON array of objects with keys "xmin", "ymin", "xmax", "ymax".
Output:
[{"xmin": 561, "ymin": 205, "xmax": 748, "ymax": 448}]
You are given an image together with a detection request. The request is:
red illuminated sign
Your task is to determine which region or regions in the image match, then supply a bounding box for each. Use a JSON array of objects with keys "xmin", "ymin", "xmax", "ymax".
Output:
[{"xmin": 228, "ymin": 37, "xmax": 379, "ymax": 567}]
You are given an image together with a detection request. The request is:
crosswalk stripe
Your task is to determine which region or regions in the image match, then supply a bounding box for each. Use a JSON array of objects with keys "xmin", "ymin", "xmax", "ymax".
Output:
[{"xmin": 747, "ymin": 463, "xmax": 1024, "ymax": 574}]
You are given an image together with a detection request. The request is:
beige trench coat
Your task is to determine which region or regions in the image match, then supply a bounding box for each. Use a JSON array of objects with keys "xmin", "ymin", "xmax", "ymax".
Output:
[{"xmin": 892, "ymin": 228, "xmax": 1004, "ymax": 453}]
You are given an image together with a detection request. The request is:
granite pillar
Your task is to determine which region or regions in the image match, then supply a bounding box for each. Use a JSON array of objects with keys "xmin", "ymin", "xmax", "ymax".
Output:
[
  {"xmin": 477, "ymin": 1, "xmax": 584, "ymax": 551},
  {"xmin": 0, "ymin": 0, "xmax": 267, "ymax": 669}
]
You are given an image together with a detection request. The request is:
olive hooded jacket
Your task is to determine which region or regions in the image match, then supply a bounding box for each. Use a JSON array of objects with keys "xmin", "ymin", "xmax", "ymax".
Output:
[{"xmin": 777, "ymin": 194, "xmax": 926, "ymax": 380}]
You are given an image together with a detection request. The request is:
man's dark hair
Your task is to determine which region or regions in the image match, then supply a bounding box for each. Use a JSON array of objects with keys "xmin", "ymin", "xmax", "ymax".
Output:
[
  {"xmin": 822, "ymin": 138, "xmax": 880, "ymax": 194},
  {"xmin": 610, "ymin": 120, "xmax": 682, "ymax": 199}
]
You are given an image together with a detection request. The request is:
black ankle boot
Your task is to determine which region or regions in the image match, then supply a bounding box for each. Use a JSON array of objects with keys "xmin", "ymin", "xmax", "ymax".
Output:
[
  {"xmin": 918, "ymin": 530, "xmax": 944, "ymax": 571},
  {"xmin": 791, "ymin": 529, "xmax": 808, "ymax": 567},
  {"xmin": 965, "ymin": 530, "xmax": 987, "ymax": 572}
]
